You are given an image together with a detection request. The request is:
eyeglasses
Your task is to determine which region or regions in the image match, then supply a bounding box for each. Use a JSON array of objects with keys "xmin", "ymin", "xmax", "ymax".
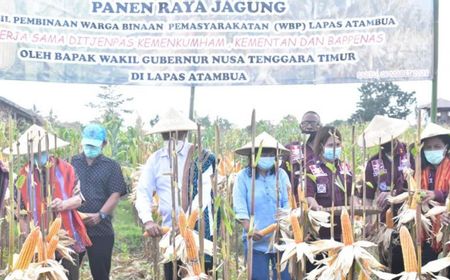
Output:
[{"xmin": 301, "ymin": 121, "xmax": 319, "ymax": 126}]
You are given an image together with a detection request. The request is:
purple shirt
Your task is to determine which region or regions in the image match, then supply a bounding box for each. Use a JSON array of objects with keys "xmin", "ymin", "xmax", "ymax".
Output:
[
  {"xmin": 306, "ymin": 159, "xmax": 352, "ymax": 240},
  {"xmin": 281, "ymin": 141, "xmax": 315, "ymax": 201}
]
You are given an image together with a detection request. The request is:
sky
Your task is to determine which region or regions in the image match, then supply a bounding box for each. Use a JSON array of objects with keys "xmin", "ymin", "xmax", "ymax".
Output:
[{"xmin": 0, "ymin": 2, "xmax": 449, "ymax": 129}]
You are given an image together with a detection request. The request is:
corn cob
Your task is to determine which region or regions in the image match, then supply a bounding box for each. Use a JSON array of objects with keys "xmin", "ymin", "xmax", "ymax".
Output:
[
  {"xmin": 288, "ymin": 188, "xmax": 297, "ymax": 209},
  {"xmin": 46, "ymin": 216, "xmax": 62, "ymax": 242},
  {"xmin": 257, "ymin": 223, "xmax": 277, "ymax": 237},
  {"xmin": 47, "ymin": 235, "xmax": 59, "ymax": 259},
  {"xmin": 399, "ymin": 226, "xmax": 418, "ymax": 272},
  {"xmin": 409, "ymin": 194, "xmax": 417, "ymax": 209},
  {"xmin": 142, "ymin": 226, "xmax": 170, "ymax": 237},
  {"xmin": 184, "ymin": 228, "xmax": 202, "ymax": 276},
  {"xmin": 386, "ymin": 208, "xmax": 394, "ymax": 229},
  {"xmin": 290, "ymin": 213, "xmax": 303, "ymax": 243},
  {"xmin": 341, "ymin": 207, "xmax": 354, "ymax": 246},
  {"xmin": 13, "ymin": 227, "xmax": 40, "ymax": 270},
  {"xmin": 37, "ymin": 231, "xmax": 47, "ymax": 262},
  {"xmin": 187, "ymin": 209, "xmax": 199, "ymax": 230},
  {"xmin": 178, "ymin": 211, "xmax": 188, "ymax": 238}
]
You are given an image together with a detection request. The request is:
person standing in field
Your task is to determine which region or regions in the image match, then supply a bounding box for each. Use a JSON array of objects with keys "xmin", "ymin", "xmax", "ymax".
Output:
[
  {"xmin": 135, "ymin": 108, "xmax": 216, "ymax": 279},
  {"xmin": 233, "ymin": 131, "xmax": 291, "ymax": 280},
  {"xmin": 357, "ymin": 115, "xmax": 414, "ymax": 273},
  {"xmin": 281, "ymin": 111, "xmax": 321, "ymax": 201},
  {"xmin": 72, "ymin": 123, "xmax": 127, "ymax": 280},
  {"xmin": 6, "ymin": 124, "xmax": 91, "ymax": 280}
]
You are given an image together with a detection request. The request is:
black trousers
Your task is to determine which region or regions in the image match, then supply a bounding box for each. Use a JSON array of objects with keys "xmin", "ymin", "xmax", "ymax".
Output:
[
  {"xmin": 164, "ymin": 260, "xmax": 213, "ymax": 280},
  {"xmin": 59, "ymin": 252, "xmax": 80, "ymax": 280},
  {"xmin": 79, "ymin": 235, "xmax": 115, "ymax": 280}
]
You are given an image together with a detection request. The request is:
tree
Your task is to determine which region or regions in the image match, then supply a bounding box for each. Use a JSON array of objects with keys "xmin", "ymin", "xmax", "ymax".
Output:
[{"xmin": 349, "ymin": 81, "xmax": 416, "ymax": 123}]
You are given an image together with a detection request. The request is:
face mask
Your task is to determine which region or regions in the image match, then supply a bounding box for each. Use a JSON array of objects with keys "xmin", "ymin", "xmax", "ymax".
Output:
[
  {"xmin": 34, "ymin": 152, "xmax": 48, "ymax": 166},
  {"xmin": 83, "ymin": 145, "xmax": 102, "ymax": 159},
  {"xmin": 323, "ymin": 147, "xmax": 341, "ymax": 161},
  {"xmin": 424, "ymin": 150, "xmax": 445, "ymax": 165},
  {"xmin": 257, "ymin": 157, "xmax": 275, "ymax": 170},
  {"xmin": 164, "ymin": 140, "xmax": 185, "ymax": 153}
]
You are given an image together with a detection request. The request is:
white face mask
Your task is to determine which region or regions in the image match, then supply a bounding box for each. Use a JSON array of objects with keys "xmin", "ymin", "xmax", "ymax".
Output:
[{"xmin": 164, "ymin": 140, "xmax": 185, "ymax": 153}]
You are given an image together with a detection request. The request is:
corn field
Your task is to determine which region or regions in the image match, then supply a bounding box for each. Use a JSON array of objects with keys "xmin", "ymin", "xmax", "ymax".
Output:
[{"xmin": 1, "ymin": 111, "xmax": 450, "ymax": 280}]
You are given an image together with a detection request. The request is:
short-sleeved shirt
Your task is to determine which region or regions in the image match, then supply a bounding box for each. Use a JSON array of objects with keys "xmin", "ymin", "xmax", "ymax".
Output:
[
  {"xmin": 306, "ymin": 159, "xmax": 352, "ymax": 240},
  {"xmin": 72, "ymin": 154, "xmax": 127, "ymax": 237}
]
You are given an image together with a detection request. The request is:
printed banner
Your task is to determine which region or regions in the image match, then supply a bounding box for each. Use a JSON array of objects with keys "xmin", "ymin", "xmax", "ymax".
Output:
[{"xmin": 0, "ymin": 0, "xmax": 434, "ymax": 86}]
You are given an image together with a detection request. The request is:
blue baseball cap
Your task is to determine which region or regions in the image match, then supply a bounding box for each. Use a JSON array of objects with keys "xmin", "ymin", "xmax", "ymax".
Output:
[{"xmin": 81, "ymin": 123, "xmax": 106, "ymax": 147}]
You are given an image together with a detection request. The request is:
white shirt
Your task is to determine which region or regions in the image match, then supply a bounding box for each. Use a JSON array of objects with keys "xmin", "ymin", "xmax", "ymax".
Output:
[{"xmin": 135, "ymin": 142, "xmax": 213, "ymax": 232}]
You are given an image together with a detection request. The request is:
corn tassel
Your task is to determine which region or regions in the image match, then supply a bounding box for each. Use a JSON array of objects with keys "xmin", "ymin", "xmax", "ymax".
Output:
[
  {"xmin": 399, "ymin": 226, "xmax": 418, "ymax": 272},
  {"xmin": 46, "ymin": 216, "xmax": 62, "ymax": 242},
  {"xmin": 290, "ymin": 213, "xmax": 303, "ymax": 244},
  {"xmin": 37, "ymin": 231, "xmax": 47, "ymax": 262},
  {"xmin": 13, "ymin": 227, "xmax": 40, "ymax": 270},
  {"xmin": 47, "ymin": 235, "xmax": 59, "ymax": 259},
  {"xmin": 258, "ymin": 223, "xmax": 277, "ymax": 237},
  {"xmin": 386, "ymin": 208, "xmax": 394, "ymax": 229},
  {"xmin": 187, "ymin": 209, "xmax": 199, "ymax": 229},
  {"xmin": 341, "ymin": 207, "xmax": 354, "ymax": 246}
]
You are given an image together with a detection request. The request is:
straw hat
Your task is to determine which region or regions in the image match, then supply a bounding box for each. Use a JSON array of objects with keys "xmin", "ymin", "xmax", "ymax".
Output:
[
  {"xmin": 357, "ymin": 115, "xmax": 410, "ymax": 148},
  {"xmin": 421, "ymin": 122, "xmax": 450, "ymax": 141},
  {"xmin": 235, "ymin": 131, "xmax": 289, "ymax": 156},
  {"xmin": 147, "ymin": 108, "xmax": 197, "ymax": 134},
  {"xmin": 2, "ymin": 124, "xmax": 69, "ymax": 155}
]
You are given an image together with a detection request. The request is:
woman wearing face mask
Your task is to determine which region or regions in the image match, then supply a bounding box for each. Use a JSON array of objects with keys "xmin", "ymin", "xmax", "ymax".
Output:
[
  {"xmin": 420, "ymin": 122, "xmax": 450, "ymax": 265},
  {"xmin": 305, "ymin": 126, "xmax": 353, "ymax": 241},
  {"xmin": 233, "ymin": 132, "xmax": 290, "ymax": 280}
]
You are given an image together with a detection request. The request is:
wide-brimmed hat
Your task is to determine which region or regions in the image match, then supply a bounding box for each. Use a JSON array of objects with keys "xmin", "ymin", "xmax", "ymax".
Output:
[
  {"xmin": 235, "ymin": 131, "xmax": 289, "ymax": 156},
  {"xmin": 147, "ymin": 108, "xmax": 197, "ymax": 134},
  {"xmin": 2, "ymin": 124, "xmax": 69, "ymax": 155},
  {"xmin": 357, "ymin": 115, "xmax": 410, "ymax": 148},
  {"xmin": 421, "ymin": 122, "xmax": 450, "ymax": 141}
]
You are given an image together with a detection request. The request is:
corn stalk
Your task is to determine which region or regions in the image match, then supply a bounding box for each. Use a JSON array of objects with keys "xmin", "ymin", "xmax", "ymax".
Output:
[
  {"xmin": 246, "ymin": 110, "xmax": 256, "ymax": 280},
  {"xmin": 169, "ymin": 134, "xmax": 179, "ymax": 280},
  {"xmin": 7, "ymin": 116, "xmax": 15, "ymax": 270},
  {"xmin": 196, "ymin": 124, "xmax": 205, "ymax": 272},
  {"xmin": 415, "ymin": 110, "xmax": 422, "ymax": 275}
]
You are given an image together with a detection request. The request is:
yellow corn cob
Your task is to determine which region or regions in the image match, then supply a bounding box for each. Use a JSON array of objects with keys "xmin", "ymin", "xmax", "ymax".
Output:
[
  {"xmin": 258, "ymin": 223, "xmax": 277, "ymax": 237},
  {"xmin": 46, "ymin": 216, "xmax": 62, "ymax": 242},
  {"xmin": 290, "ymin": 213, "xmax": 303, "ymax": 243},
  {"xmin": 386, "ymin": 208, "xmax": 394, "ymax": 229},
  {"xmin": 13, "ymin": 227, "xmax": 40, "ymax": 270},
  {"xmin": 178, "ymin": 211, "xmax": 187, "ymax": 238},
  {"xmin": 288, "ymin": 188, "xmax": 297, "ymax": 209},
  {"xmin": 399, "ymin": 226, "xmax": 418, "ymax": 272},
  {"xmin": 187, "ymin": 209, "xmax": 199, "ymax": 229},
  {"xmin": 37, "ymin": 231, "xmax": 47, "ymax": 262},
  {"xmin": 47, "ymin": 235, "xmax": 59, "ymax": 259},
  {"xmin": 184, "ymin": 228, "xmax": 202, "ymax": 276},
  {"xmin": 341, "ymin": 207, "xmax": 354, "ymax": 246},
  {"xmin": 409, "ymin": 194, "xmax": 417, "ymax": 209},
  {"xmin": 142, "ymin": 226, "xmax": 170, "ymax": 237}
]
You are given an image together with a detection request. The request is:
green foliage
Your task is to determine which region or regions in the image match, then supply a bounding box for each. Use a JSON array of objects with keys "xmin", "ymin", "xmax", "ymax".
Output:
[
  {"xmin": 350, "ymin": 81, "xmax": 416, "ymax": 123},
  {"xmin": 113, "ymin": 200, "xmax": 143, "ymax": 254}
]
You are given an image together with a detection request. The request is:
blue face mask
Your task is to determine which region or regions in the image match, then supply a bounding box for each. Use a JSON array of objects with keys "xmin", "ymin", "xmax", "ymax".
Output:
[
  {"xmin": 34, "ymin": 152, "xmax": 48, "ymax": 166},
  {"xmin": 323, "ymin": 147, "xmax": 341, "ymax": 161},
  {"xmin": 83, "ymin": 145, "xmax": 102, "ymax": 159},
  {"xmin": 424, "ymin": 150, "xmax": 445, "ymax": 165},
  {"xmin": 257, "ymin": 156, "xmax": 275, "ymax": 170}
]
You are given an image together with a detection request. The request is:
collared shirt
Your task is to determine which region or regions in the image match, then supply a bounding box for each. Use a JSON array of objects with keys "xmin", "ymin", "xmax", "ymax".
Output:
[
  {"xmin": 233, "ymin": 167, "xmax": 290, "ymax": 253},
  {"xmin": 306, "ymin": 159, "xmax": 352, "ymax": 240},
  {"xmin": 280, "ymin": 141, "xmax": 315, "ymax": 198},
  {"xmin": 72, "ymin": 154, "xmax": 127, "ymax": 237},
  {"xmin": 135, "ymin": 142, "xmax": 214, "ymax": 228}
]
